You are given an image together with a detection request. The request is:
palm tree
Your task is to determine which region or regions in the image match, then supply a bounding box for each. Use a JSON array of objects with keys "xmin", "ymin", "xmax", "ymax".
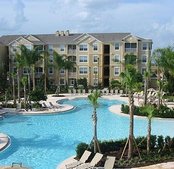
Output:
[
  {"xmin": 143, "ymin": 58, "xmax": 151, "ymax": 105},
  {"xmin": 42, "ymin": 49, "xmax": 49, "ymax": 93},
  {"xmin": 21, "ymin": 76, "xmax": 28, "ymax": 109},
  {"xmin": 120, "ymin": 65, "xmax": 142, "ymax": 159},
  {"xmin": 16, "ymin": 50, "xmax": 26, "ymax": 103},
  {"xmin": 64, "ymin": 56, "xmax": 76, "ymax": 85},
  {"xmin": 88, "ymin": 90, "xmax": 101, "ymax": 153},
  {"xmin": 53, "ymin": 51, "xmax": 66, "ymax": 95},
  {"xmin": 11, "ymin": 72, "xmax": 16, "ymax": 106},
  {"xmin": 141, "ymin": 104, "xmax": 155, "ymax": 154},
  {"xmin": 30, "ymin": 47, "xmax": 43, "ymax": 91}
]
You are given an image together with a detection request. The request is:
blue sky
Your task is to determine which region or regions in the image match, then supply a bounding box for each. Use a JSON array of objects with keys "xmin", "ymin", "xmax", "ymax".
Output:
[{"xmin": 0, "ymin": 0, "xmax": 174, "ymax": 49}]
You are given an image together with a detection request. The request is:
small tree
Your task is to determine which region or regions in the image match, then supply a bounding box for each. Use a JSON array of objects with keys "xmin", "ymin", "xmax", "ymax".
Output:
[
  {"xmin": 29, "ymin": 88, "xmax": 47, "ymax": 107},
  {"xmin": 140, "ymin": 104, "xmax": 155, "ymax": 154},
  {"xmin": 88, "ymin": 90, "xmax": 101, "ymax": 153}
]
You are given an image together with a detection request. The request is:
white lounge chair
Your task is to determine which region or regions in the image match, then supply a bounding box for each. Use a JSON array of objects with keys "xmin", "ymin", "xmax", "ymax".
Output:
[
  {"xmin": 94, "ymin": 156, "xmax": 115, "ymax": 169},
  {"xmin": 49, "ymin": 102, "xmax": 60, "ymax": 109},
  {"xmin": 65, "ymin": 150, "xmax": 91, "ymax": 169},
  {"xmin": 76, "ymin": 152, "xmax": 103, "ymax": 169},
  {"xmin": 82, "ymin": 89, "xmax": 86, "ymax": 95}
]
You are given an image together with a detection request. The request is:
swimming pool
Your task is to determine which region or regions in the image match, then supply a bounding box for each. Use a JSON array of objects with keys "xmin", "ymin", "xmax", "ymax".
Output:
[{"xmin": 1, "ymin": 98, "xmax": 174, "ymax": 169}]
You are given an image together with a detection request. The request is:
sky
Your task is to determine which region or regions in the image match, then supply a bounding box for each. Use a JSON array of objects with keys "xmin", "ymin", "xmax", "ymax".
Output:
[{"xmin": 0, "ymin": 0, "xmax": 174, "ymax": 49}]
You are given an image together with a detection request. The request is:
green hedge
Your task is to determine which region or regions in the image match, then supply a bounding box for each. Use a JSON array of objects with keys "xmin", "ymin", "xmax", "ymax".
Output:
[
  {"xmin": 76, "ymin": 135, "xmax": 174, "ymax": 158},
  {"xmin": 121, "ymin": 104, "xmax": 174, "ymax": 118}
]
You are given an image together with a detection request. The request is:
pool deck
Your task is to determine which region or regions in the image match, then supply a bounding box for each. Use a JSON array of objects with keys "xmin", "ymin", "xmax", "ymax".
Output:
[{"xmin": 1, "ymin": 94, "xmax": 174, "ymax": 169}]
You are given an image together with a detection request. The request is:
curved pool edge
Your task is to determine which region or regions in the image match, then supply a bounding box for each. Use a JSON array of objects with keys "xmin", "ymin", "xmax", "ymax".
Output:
[{"xmin": 0, "ymin": 133, "xmax": 11, "ymax": 152}]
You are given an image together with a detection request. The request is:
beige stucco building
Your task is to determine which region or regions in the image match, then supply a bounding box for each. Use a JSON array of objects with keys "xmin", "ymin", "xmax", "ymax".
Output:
[{"xmin": 0, "ymin": 30, "xmax": 153, "ymax": 88}]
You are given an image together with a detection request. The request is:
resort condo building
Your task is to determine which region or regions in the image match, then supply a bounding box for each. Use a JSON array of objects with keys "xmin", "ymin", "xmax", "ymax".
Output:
[{"xmin": 0, "ymin": 30, "xmax": 153, "ymax": 88}]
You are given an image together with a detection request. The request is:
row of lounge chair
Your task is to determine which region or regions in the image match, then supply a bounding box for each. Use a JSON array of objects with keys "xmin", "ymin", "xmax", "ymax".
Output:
[
  {"xmin": 41, "ymin": 102, "xmax": 62, "ymax": 110},
  {"xmin": 65, "ymin": 150, "xmax": 115, "ymax": 169},
  {"xmin": 68, "ymin": 89, "xmax": 123, "ymax": 95}
]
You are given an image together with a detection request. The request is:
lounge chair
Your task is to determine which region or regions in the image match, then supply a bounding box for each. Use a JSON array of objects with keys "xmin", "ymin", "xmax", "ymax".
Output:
[
  {"xmin": 42, "ymin": 102, "xmax": 48, "ymax": 108},
  {"xmin": 82, "ymin": 89, "xmax": 86, "ymax": 95},
  {"xmin": 92, "ymin": 156, "xmax": 115, "ymax": 169},
  {"xmin": 49, "ymin": 102, "xmax": 60, "ymax": 109},
  {"xmin": 76, "ymin": 152, "xmax": 103, "ymax": 169},
  {"xmin": 65, "ymin": 150, "xmax": 91, "ymax": 169}
]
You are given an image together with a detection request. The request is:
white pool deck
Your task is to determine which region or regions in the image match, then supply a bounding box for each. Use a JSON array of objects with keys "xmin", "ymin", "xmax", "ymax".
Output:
[{"xmin": 1, "ymin": 94, "xmax": 174, "ymax": 169}]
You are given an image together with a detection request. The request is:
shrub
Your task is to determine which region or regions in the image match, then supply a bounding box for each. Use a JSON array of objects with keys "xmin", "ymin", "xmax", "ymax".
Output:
[{"xmin": 76, "ymin": 143, "xmax": 89, "ymax": 158}]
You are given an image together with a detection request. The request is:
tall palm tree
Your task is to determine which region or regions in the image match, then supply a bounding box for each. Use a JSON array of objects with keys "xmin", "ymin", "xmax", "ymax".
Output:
[
  {"xmin": 21, "ymin": 76, "xmax": 28, "ymax": 109},
  {"xmin": 64, "ymin": 57, "xmax": 76, "ymax": 85},
  {"xmin": 53, "ymin": 51, "xmax": 66, "ymax": 95},
  {"xmin": 141, "ymin": 104, "xmax": 155, "ymax": 154},
  {"xmin": 42, "ymin": 49, "xmax": 49, "ymax": 93},
  {"xmin": 16, "ymin": 50, "xmax": 26, "ymax": 103},
  {"xmin": 120, "ymin": 65, "xmax": 142, "ymax": 159},
  {"xmin": 11, "ymin": 72, "xmax": 16, "ymax": 106},
  {"xmin": 88, "ymin": 90, "xmax": 101, "ymax": 153},
  {"xmin": 143, "ymin": 58, "xmax": 151, "ymax": 105},
  {"xmin": 30, "ymin": 47, "xmax": 43, "ymax": 91}
]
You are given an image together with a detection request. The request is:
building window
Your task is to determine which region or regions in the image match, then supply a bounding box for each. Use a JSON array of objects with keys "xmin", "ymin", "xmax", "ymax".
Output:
[
  {"xmin": 114, "ymin": 67, "xmax": 120, "ymax": 76},
  {"xmin": 79, "ymin": 43, "xmax": 88, "ymax": 51},
  {"xmin": 68, "ymin": 55, "xmax": 76, "ymax": 62},
  {"xmin": 93, "ymin": 67, "xmax": 98, "ymax": 74},
  {"xmin": 93, "ymin": 55, "xmax": 98, "ymax": 63},
  {"xmin": 60, "ymin": 79, "xmax": 65, "ymax": 85},
  {"xmin": 35, "ymin": 67, "xmax": 43, "ymax": 75},
  {"xmin": 113, "ymin": 55, "xmax": 120, "ymax": 62},
  {"xmin": 142, "ymin": 68, "xmax": 146, "ymax": 75},
  {"xmin": 93, "ymin": 79, "xmax": 98, "ymax": 86},
  {"xmin": 142, "ymin": 43, "xmax": 147, "ymax": 50},
  {"xmin": 60, "ymin": 44, "xmax": 65, "ymax": 51},
  {"xmin": 93, "ymin": 43, "xmax": 98, "ymax": 51},
  {"xmin": 60, "ymin": 68, "xmax": 65, "ymax": 74},
  {"xmin": 142, "ymin": 55, "xmax": 147, "ymax": 63},
  {"xmin": 79, "ymin": 67, "xmax": 88, "ymax": 74},
  {"xmin": 69, "ymin": 79, "xmax": 75, "ymax": 85},
  {"xmin": 23, "ymin": 68, "xmax": 29, "ymax": 75},
  {"xmin": 49, "ymin": 80, "xmax": 54, "ymax": 86},
  {"xmin": 115, "ymin": 43, "xmax": 119, "ymax": 50},
  {"xmin": 48, "ymin": 45, "xmax": 53, "ymax": 51},
  {"xmin": 79, "ymin": 56, "xmax": 88, "ymax": 62},
  {"xmin": 69, "ymin": 67, "xmax": 76, "ymax": 73},
  {"xmin": 49, "ymin": 55, "xmax": 54, "ymax": 63},
  {"xmin": 48, "ymin": 67, "xmax": 54, "ymax": 74},
  {"xmin": 125, "ymin": 43, "xmax": 137, "ymax": 52}
]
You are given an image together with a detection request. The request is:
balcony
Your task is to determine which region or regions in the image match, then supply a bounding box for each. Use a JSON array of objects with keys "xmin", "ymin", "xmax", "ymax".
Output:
[
  {"xmin": 68, "ymin": 72, "xmax": 76, "ymax": 78},
  {"xmin": 68, "ymin": 49, "xmax": 76, "ymax": 55},
  {"xmin": 125, "ymin": 48, "xmax": 137, "ymax": 53}
]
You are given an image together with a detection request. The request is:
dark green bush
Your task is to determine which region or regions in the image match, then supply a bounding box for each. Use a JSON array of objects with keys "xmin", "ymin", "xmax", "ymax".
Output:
[
  {"xmin": 76, "ymin": 143, "xmax": 89, "ymax": 158},
  {"xmin": 121, "ymin": 104, "xmax": 129, "ymax": 114},
  {"xmin": 121, "ymin": 104, "xmax": 174, "ymax": 118}
]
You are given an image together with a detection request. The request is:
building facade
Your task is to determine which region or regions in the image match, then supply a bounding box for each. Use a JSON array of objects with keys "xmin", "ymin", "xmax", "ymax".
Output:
[{"xmin": 0, "ymin": 31, "xmax": 153, "ymax": 88}]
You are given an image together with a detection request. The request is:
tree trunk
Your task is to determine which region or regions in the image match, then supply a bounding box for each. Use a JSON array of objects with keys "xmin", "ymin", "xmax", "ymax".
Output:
[
  {"xmin": 128, "ymin": 92, "xmax": 134, "ymax": 159},
  {"xmin": 144, "ymin": 78, "xmax": 148, "ymax": 105},
  {"xmin": 32, "ymin": 65, "xmax": 35, "ymax": 91},
  {"xmin": 24, "ymin": 84, "xmax": 26, "ymax": 109},
  {"xmin": 147, "ymin": 118, "xmax": 151, "ymax": 154},
  {"xmin": 12, "ymin": 76, "xmax": 16, "ymax": 106},
  {"xmin": 28, "ymin": 73, "xmax": 31, "ymax": 94},
  {"xmin": 56, "ymin": 69, "xmax": 60, "ymax": 95},
  {"xmin": 17, "ymin": 69, "xmax": 21, "ymax": 103}
]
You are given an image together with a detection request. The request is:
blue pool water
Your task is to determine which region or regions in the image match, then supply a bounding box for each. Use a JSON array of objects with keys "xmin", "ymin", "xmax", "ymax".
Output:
[{"xmin": 1, "ymin": 98, "xmax": 174, "ymax": 169}]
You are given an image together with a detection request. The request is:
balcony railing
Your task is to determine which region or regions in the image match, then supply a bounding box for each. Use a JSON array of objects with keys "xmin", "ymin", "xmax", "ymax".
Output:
[
  {"xmin": 125, "ymin": 48, "xmax": 137, "ymax": 53},
  {"xmin": 68, "ymin": 49, "xmax": 76, "ymax": 55}
]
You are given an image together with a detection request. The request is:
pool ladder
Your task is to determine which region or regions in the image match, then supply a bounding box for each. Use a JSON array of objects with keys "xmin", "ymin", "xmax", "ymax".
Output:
[{"xmin": 12, "ymin": 162, "xmax": 23, "ymax": 167}]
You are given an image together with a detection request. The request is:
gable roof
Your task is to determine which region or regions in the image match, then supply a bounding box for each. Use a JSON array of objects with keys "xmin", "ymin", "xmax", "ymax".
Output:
[{"xmin": 0, "ymin": 32, "xmax": 133, "ymax": 45}]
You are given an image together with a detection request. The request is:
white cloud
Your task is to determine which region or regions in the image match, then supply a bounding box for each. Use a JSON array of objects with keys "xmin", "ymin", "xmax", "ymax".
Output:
[{"xmin": 0, "ymin": 0, "xmax": 174, "ymax": 49}]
